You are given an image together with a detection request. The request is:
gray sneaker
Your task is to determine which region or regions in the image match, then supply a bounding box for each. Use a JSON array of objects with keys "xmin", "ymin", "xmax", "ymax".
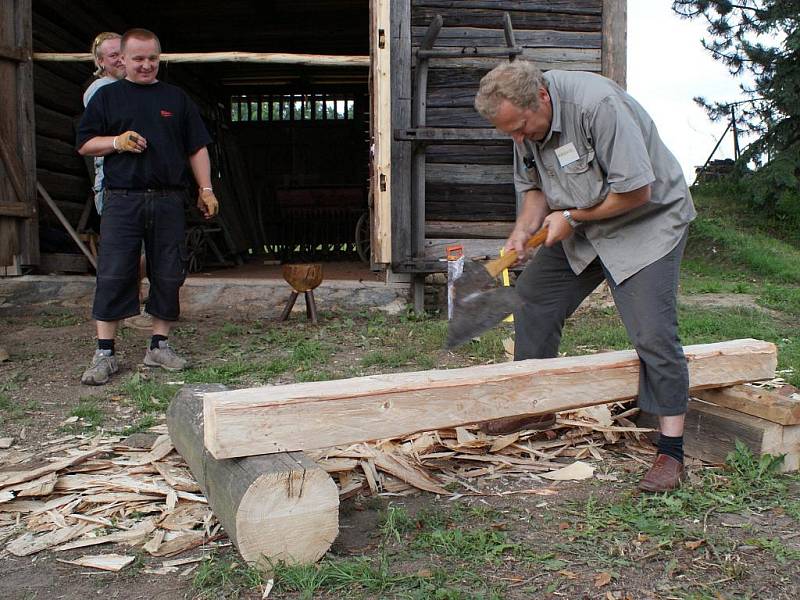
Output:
[
  {"xmin": 81, "ymin": 350, "xmax": 119, "ymax": 385},
  {"xmin": 144, "ymin": 341, "xmax": 188, "ymax": 371}
]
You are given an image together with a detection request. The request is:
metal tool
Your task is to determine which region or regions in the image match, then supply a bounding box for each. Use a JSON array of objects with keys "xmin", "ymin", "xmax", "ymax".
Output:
[{"xmin": 445, "ymin": 227, "xmax": 549, "ymax": 348}]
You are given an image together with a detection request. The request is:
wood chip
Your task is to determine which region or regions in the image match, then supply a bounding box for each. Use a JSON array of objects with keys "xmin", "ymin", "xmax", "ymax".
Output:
[
  {"xmin": 57, "ymin": 553, "xmax": 136, "ymax": 572},
  {"xmin": 0, "ymin": 438, "xmax": 14, "ymax": 449},
  {"xmin": 540, "ymin": 461, "xmax": 595, "ymax": 481},
  {"xmin": 7, "ymin": 523, "xmax": 96, "ymax": 556}
]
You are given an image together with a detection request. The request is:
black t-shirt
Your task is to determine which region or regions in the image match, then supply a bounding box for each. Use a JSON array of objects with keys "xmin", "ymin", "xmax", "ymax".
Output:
[{"xmin": 76, "ymin": 79, "xmax": 212, "ymax": 189}]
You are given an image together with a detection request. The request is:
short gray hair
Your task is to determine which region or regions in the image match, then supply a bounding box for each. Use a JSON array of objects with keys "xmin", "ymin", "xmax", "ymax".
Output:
[{"xmin": 474, "ymin": 61, "xmax": 547, "ymax": 120}]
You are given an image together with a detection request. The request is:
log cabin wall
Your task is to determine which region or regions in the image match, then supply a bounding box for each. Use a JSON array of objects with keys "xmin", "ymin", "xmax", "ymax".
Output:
[{"xmin": 392, "ymin": 0, "xmax": 612, "ymax": 271}]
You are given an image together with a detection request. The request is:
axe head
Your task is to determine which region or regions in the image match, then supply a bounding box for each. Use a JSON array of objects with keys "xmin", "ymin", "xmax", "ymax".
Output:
[{"xmin": 445, "ymin": 285, "xmax": 518, "ymax": 349}]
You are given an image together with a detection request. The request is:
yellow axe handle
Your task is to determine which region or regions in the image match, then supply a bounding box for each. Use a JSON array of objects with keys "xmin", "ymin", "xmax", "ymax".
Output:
[{"xmin": 484, "ymin": 226, "xmax": 549, "ymax": 278}]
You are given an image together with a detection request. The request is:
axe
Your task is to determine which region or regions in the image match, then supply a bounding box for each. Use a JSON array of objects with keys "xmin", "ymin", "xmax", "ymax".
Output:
[{"xmin": 445, "ymin": 227, "xmax": 549, "ymax": 349}]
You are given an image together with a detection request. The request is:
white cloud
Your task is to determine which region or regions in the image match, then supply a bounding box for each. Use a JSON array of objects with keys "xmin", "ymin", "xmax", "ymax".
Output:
[{"xmin": 627, "ymin": 0, "xmax": 749, "ymax": 183}]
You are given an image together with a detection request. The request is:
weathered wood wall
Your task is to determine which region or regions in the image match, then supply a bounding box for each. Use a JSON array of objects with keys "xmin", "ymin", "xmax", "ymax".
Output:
[
  {"xmin": 392, "ymin": 0, "xmax": 609, "ymax": 268},
  {"xmin": 415, "ymin": 0, "xmax": 603, "ymax": 223}
]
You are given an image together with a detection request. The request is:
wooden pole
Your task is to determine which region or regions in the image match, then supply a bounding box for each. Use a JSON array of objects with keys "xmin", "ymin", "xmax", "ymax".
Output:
[
  {"xmin": 37, "ymin": 182, "xmax": 97, "ymax": 270},
  {"xmin": 167, "ymin": 385, "xmax": 339, "ymax": 567},
  {"xmin": 33, "ymin": 51, "xmax": 369, "ymax": 67},
  {"xmin": 204, "ymin": 339, "xmax": 777, "ymax": 459}
]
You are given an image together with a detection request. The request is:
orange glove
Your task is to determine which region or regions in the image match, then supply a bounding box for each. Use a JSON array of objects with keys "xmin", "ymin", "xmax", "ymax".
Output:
[
  {"xmin": 198, "ymin": 187, "xmax": 219, "ymax": 219},
  {"xmin": 113, "ymin": 130, "xmax": 146, "ymax": 153}
]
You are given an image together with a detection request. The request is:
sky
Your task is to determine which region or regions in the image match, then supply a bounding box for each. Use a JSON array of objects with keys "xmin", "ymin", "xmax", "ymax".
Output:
[{"xmin": 626, "ymin": 0, "xmax": 748, "ymax": 184}]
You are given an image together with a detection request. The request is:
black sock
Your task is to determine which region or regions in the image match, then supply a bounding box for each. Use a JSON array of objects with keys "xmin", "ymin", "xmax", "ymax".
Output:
[
  {"xmin": 657, "ymin": 434, "xmax": 684, "ymax": 463},
  {"xmin": 150, "ymin": 335, "xmax": 168, "ymax": 350},
  {"xmin": 98, "ymin": 339, "xmax": 115, "ymax": 354}
]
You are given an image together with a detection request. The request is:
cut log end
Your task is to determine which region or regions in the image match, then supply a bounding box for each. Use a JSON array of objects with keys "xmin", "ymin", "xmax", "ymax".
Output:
[
  {"xmin": 237, "ymin": 465, "xmax": 339, "ymax": 566},
  {"xmin": 168, "ymin": 385, "xmax": 339, "ymax": 566}
]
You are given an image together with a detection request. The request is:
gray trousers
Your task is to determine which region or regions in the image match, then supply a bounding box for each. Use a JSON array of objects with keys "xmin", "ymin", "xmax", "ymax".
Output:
[{"xmin": 513, "ymin": 232, "xmax": 689, "ymax": 416}]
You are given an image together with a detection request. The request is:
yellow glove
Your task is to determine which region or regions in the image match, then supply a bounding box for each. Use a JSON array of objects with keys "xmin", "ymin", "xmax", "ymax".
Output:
[
  {"xmin": 198, "ymin": 187, "xmax": 219, "ymax": 219},
  {"xmin": 113, "ymin": 130, "xmax": 146, "ymax": 153}
]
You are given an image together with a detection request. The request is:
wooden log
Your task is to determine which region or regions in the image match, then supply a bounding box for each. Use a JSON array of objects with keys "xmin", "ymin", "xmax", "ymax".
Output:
[
  {"xmin": 426, "ymin": 163, "xmax": 513, "ymax": 185},
  {"xmin": 34, "ymin": 52, "xmax": 370, "ymax": 67},
  {"xmin": 412, "ymin": 6, "xmax": 602, "ymax": 30},
  {"xmin": 640, "ymin": 399, "xmax": 800, "ymax": 473},
  {"xmin": 39, "ymin": 252, "xmax": 89, "ymax": 274},
  {"xmin": 694, "ymin": 385, "xmax": 800, "ymax": 426},
  {"xmin": 426, "ymin": 220, "xmax": 513, "ymax": 239},
  {"xmin": 411, "ymin": 27, "xmax": 602, "ymax": 49},
  {"xmin": 167, "ymin": 385, "xmax": 339, "ymax": 566},
  {"xmin": 36, "ymin": 134, "xmax": 86, "ymax": 176},
  {"xmin": 424, "ymin": 237, "xmax": 505, "ymax": 259},
  {"xmin": 204, "ymin": 339, "xmax": 777, "ymax": 459}
]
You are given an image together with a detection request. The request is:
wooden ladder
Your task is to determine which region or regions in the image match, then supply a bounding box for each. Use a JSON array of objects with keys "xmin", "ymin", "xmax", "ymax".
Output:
[{"xmin": 398, "ymin": 13, "xmax": 522, "ymax": 313}]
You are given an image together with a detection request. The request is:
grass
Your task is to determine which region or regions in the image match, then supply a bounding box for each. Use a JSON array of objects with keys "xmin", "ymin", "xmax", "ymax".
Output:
[
  {"xmin": 193, "ymin": 553, "xmax": 266, "ymax": 599},
  {"xmin": 67, "ymin": 398, "xmax": 104, "ymax": 430},
  {"xmin": 120, "ymin": 373, "xmax": 179, "ymax": 413},
  {"xmin": 34, "ymin": 312, "xmax": 82, "ymax": 328}
]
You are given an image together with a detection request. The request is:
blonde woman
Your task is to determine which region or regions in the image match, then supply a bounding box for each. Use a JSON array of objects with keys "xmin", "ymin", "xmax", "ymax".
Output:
[{"xmin": 83, "ymin": 32, "xmax": 125, "ymax": 214}]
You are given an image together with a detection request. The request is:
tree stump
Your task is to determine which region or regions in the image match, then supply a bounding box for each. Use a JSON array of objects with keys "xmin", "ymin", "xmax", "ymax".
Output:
[{"xmin": 167, "ymin": 385, "xmax": 339, "ymax": 566}]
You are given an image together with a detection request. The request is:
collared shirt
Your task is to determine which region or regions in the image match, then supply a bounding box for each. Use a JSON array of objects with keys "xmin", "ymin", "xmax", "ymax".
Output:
[{"xmin": 513, "ymin": 70, "xmax": 696, "ymax": 283}]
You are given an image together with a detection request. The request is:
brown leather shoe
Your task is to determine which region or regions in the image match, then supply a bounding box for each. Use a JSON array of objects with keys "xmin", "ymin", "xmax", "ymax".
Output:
[
  {"xmin": 638, "ymin": 454, "xmax": 685, "ymax": 492},
  {"xmin": 479, "ymin": 413, "xmax": 556, "ymax": 436}
]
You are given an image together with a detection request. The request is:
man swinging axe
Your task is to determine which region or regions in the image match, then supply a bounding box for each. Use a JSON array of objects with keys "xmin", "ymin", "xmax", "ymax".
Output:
[{"xmin": 473, "ymin": 60, "xmax": 696, "ymax": 493}]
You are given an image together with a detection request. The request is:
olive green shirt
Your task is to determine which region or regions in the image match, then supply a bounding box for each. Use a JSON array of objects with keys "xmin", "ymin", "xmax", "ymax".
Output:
[{"xmin": 513, "ymin": 70, "xmax": 696, "ymax": 283}]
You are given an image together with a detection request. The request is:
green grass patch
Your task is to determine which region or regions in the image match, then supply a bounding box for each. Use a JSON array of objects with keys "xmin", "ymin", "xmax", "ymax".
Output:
[
  {"xmin": 68, "ymin": 398, "xmax": 104, "ymax": 430},
  {"xmin": 120, "ymin": 373, "xmax": 178, "ymax": 413},
  {"xmin": 193, "ymin": 553, "xmax": 265, "ymax": 599},
  {"xmin": 560, "ymin": 444, "xmax": 790, "ymax": 562},
  {"xmin": 34, "ymin": 312, "xmax": 81, "ymax": 328}
]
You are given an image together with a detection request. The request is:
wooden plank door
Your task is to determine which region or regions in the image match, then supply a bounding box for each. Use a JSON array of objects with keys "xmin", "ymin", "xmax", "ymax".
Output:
[{"xmin": 0, "ymin": 0, "xmax": 38, "ymax": 272}]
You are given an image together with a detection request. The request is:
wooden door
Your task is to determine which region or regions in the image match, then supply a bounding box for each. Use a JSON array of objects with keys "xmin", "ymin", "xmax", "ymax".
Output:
[{"xmin": 0, "ymin": 0, "xmax": 38, "ymax": 272}]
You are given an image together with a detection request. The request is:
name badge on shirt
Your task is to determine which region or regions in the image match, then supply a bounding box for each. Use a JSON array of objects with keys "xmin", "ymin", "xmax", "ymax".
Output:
[{"xmin": 554, "ymin": 142, "xmax": 581, "ymax": 167}]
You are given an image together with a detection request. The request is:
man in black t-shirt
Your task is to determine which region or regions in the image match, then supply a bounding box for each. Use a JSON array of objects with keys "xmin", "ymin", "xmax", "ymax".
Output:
[{"xmin": 76, "ymin": 28, "xmax": 219, "ymax": 386}]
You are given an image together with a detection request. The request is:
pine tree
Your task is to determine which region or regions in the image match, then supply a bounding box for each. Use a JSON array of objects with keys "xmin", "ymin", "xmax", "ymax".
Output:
[{"xmin": 672, "ymin": 0, "xmax": 800, "ymax": 212}]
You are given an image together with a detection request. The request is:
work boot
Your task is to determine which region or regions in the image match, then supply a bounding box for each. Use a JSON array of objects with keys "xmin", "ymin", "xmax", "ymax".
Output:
[
  {"xmin": 638, "ymin": 454, "xmax": 685, "ymax": 493},
  {"xmin": 144, "ymin": 341, "xmax": 188, "ymax": 371},
  {"xmin": 479, "ymin": 413, "xmax": 556, "ymax": 436},
  {"xmin": 81, "ymin": 350, "xmax": 119, "ymax": 386}
]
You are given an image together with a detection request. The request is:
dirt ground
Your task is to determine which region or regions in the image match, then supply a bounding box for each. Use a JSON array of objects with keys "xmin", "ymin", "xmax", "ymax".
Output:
[{"xmin": 1, "ymin": 301, "xmax": 799, "ymax": 599}]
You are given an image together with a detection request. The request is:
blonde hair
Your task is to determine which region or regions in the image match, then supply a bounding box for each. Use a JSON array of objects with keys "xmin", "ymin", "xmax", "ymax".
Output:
[
  {"xmin": 474, "ymin": 61, "xmax": 548, "ymax": 120},
  {"xmin": 90, "ymin": 32, "xmax": 121, "ymax": 78}
]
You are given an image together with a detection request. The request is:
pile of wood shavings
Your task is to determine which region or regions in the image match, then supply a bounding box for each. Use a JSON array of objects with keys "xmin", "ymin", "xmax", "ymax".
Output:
[{"xmin": 0, "ymin": 403, "xmax": 654, "ymax": 572}]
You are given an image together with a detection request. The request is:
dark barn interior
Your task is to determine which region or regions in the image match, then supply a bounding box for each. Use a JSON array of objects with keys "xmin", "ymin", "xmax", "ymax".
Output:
[{"xmin": 31, "ymin": 0, "xmax": 373, "ymax": 275}]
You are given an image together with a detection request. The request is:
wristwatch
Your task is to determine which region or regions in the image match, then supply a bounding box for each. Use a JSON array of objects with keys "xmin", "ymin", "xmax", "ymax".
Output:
[{"xmin": 562, "ymin": 210, "xmax": 580, "ymax": 228}]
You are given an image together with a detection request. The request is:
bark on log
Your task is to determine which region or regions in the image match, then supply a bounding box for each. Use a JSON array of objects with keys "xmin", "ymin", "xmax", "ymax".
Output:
[
  {"xmin": 167, "ymin": 385, "xmax": 339, "ymax": 566},
  {"xmin": 204, "ymin": 339, "xmax": 777, "ymax": 459}
]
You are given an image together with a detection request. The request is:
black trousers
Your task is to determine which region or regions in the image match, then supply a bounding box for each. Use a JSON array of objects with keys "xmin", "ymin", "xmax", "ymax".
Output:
[
  {"xmin": 92, "ymin": 189, "xmax": 187, "ymax": 322},
  {"xmin": 513, "ymin": 232, "xmax": 690, "ymax": 416}
]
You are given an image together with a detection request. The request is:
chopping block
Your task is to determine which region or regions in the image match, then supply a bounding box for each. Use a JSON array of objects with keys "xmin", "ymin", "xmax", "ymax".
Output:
[{"xmin": 279, "ymin": 263, "xmax": 322, "ymax": 323}]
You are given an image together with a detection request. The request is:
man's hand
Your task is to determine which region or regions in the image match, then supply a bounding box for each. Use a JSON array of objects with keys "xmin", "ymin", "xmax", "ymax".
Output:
[
  {"xmin": 197, "ymin": 188, "xmax": 219, "ymax": 219},
  {"xmin": 542, "ymin": 211, "xmax": 575, "ymax": 246},
  {"xmin": 113, "ymin": 131, "xmax": 146, "ymax": 153},
  {"xmin": 503, "ymin": 226, "xmax": 532, "ymax": 261}
]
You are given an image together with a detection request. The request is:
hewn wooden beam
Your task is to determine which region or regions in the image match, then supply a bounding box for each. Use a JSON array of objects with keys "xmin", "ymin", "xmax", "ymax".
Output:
[
  {"xmin": 694, "ymin": 385, "xmax": 800, "ymax": 426},
  {"xmin": 0, "ymin": 201, "xmax": 34, "ymax": 218},
  {"xmin": 204, "ymin": 339, "xmax": 777, "ymax": 459},
  {"xmin": 168, "ymin": 385, "xmax": 339, "ymax": 566}
]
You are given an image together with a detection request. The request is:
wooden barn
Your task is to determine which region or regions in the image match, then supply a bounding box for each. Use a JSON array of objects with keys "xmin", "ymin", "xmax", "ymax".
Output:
[{"xmin": 0, "ymin": 0, "xmax": 625, "ymax": 308}]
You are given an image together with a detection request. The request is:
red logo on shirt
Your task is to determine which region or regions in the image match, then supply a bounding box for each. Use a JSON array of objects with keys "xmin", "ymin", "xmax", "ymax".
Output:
[{"xmin": 160, "ymin": 110, "xmax": 173, "ymax": 118}]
